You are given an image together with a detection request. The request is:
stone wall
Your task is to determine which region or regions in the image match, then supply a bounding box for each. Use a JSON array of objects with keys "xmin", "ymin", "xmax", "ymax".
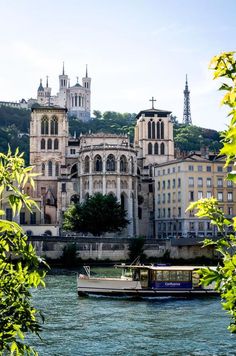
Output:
[{"xmin": 29, "ymin": 236, "xmax": 216, "ymax": 261}]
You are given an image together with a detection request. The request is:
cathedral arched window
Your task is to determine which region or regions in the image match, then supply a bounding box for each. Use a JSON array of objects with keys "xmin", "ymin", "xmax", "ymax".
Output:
[
  {"xmin": 84, "ymin": 156, "xmax": 90, "ymax": 173},
  {"xmin": 42, "ymin": 163, "xmax": 45, "ymax": 176},
  {"xmin": 94, "ymin": 155, "xmax": 102, "ymax": 172},
  {"xmin": 157, "ymin": 122, "xmax": 160, "ymax": 139},
  {"xmin": 120, "ymin": 155, "xmax": 127, "ymax": 172},
  {"xmin": 41, "ymin": 116, "xmax": 49, "ymax": 135},
  {"xmin": 161, "ymin": 121, "xmax": 164, "ymax": 139},
  {"xmin": 148, "ymin": 142, "xmax": 152, "ymax": 154},
  {"xmin": 130, "ymin": 156, "xmax": 134, "ymax": 174},
  {"xmin": 152, "ymin": 121, "xmax": 155, "ymax": 139},
  {"xmin": 106, "ymin": 154, "xmax": 115, "ymax": 171},
  {"xmin": 47, "ymin": 138, "xmax": 52, "ymax": 150},
  {"xmin": 54, "ymin": 138, "xmax": 59, "ymax": 150},
  {"xmin": 154, "ymin": 143, "xmax": 159, "ymax": 155},
  {"xmin": 50, "ymin": 116, "xmax": 58, "ymax": 135},
  {"xmin": 71, "ymin": 164, "xmax": 78, "ymax": 178},
  {"xmin": 55, "ymin": 162, "xmax": 59, "ymax": 177},
  {"xmin": 161, "ymin": 142, "xmax": 165, "ymax": 155},
  {"xmin": 41, "ymin": 138, "xmax": 45, "ymax": 150},
  {"xmin": 48, "ymin": 161, "xmax": 53, "ymax": 176},
  {"xmin": 148, "ymin": 121, "xmax": 151, "ymax": 139}
]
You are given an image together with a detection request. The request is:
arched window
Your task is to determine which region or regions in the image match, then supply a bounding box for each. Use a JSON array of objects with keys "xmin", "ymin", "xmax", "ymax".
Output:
[
  {"xmin": 106, "ymin": 154, "xmax": 115, "ymax": 171},
  {"xmin": 154, "ymin": 143, "xmax": 159, "ymax": 154},
  {"xmin": 120, "ymin": 155, "xmax": 127, "ymax": 172},
  {"xmin": 94, "ymin": 155, "xmax": 102, "ymax": 172},
  {"xmin": 161, "ymin": 142, "xmax": 165, "ymax": 155},
  {"xmin": 84, "ymin": 156, "xmax": 90, "ymax": 173},
  {"xmin": 50, "ymin": 116, "xmax": 58, "ymax": 135},
  {"xmin": 47, "ymin": 138, "xmax": 52, "ymax": 150},
  {"xmin": 161, "ymin": 121, "xmax": 164, "ymax": 139},
  {"xmin": 157, "ymin": 122, "xmax": 160, "ymax": 139},
  {"xmin": 54, "ymin": 138, "xmax": 59, "ymax": 150},
  {"xmin": 75, "ymin": 94, "xmax": 78, "ymax": 107},
  {"xmin": 71, "ymin": 164, "xmax": 78, "ymax": 178},
  {"xmin": 41, "ymin": 116, "xmax": 49, "ymax": 135},
  {"xmin": 148, "ymin": 121, "xmax": 151, "ymax": 139},
  {"xmin": 42, "ymin": 163, "xmax": 45, "ymax": 176},
  {"xmin": 152, "ymin": 121, "xmax": 155, "ymax": 139},
  {"xmin": 48, "ymin": 161, "xmax": 53, "ymax": 176},
  {"xmin": 41, "ymin": 138, "xmax": 45, "ymax": 150},
  {"xmin": 148, "ymin": 142, "xmax": 152, "ymax": 154},
  {"xmin": 55, "ymin": 162, "xmax": 59, "ymax": 177},
  {"xmin": 70, "ymin": 194, "xmax": 80, "ymax": 204}
]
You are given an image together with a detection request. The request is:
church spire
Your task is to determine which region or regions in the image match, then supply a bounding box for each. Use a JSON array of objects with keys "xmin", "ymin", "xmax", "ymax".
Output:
[
  {"xmin": 183, "ymin": 74, "xmax": 192, "ymax": 125},
  {"xmin": 62, "ymin": 61, "xmax": 65, "ymax": 75},
  {"xmin": 46, "ymin": 75, "xmax": 48, "ymax": 88},
  {"xmin": 86, "ymin": 64, "xmax": 88, "ymax": 78}
]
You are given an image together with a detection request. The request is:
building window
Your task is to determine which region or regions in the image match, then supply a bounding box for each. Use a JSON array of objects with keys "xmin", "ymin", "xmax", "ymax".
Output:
[
  {"xmin": 55, "ymin": 163, "xmax": 59, "ymax": 177},
  {"xmin": 48, "ymin": 161, "xmax": 53, "ymax": 176},
  {"xmin": 149, "ymin": 184, "xmax": 153, "ymax": 193},
  {"xmin": 157, "ymin": 194, "xmax": 160, "ymax": 204},
  {"xmin": 20, "ymin": 212, "xmax": 26, "ymax": 224},
  {"xmin": 178, "ymin": 191, "xmax": 181, "ymax": 202},
  {"xmin": 198, "ymin": 177, "xmax": 203, "ymax": 187},
  {"xmin": 178, "ymin": 207, "xmax": 181, "ymax": 217},
  {"xmin": 228, "ymin": 207, "xmax": 233, "ymax": 215},
  {"xmin": 217, "ymin": 166, "xmax": 223, "ymax": 172},
  {"xmin": 168, "ymin": 208, "xmax": 171, "ymax": 218},
  {"xmin": 30, "ymin": 212, "xmax": 36, "ymax": 225},
  {"xmin": 54, "ymin": 139, "xmax": 59, "ymax": 150},
  {"xmin": 206, "ymin": 191, "xmax": 212, "ymax": 198},
  {"xmin": 198, "ymin": 165, "xmax": 203, "ymax": 172},
  {"xmin": 189, "ymin": 165, "xmax": 194, "ymax": 172},
  {"xmin": 217, "ymin": 178, "xmax": 223, "ymax": 187},
  {"xmin": 162, "ymin": 208, "xmax": 165, "ymax": 218},
  {"xmin": 84, "ymin": 156, "xmax": 90, "ymax": 173},
  {"xmin": 157, "ymin": 181, "xmax": 160, "ymax": 190},
  {"xmin": 94, "ymin": 155, "xmax": 103, "ymax": 172},
  {"xmin": 227, "ymin": 180, "xmax": 233, "ymax": 187},
  {"xmin": 62, "ymin": 183, "xmax": 66, "ymax": 192},
  {"xmin": 178, "ymin": 178, "xmax": 181, "ymax": 188},
  {"xmin": 206, "ymin": 166, "xmax": 211, "ymax": 172},
  {"xmin": 148, "ymin": 121, "xmax": 151, "ymax": 139},
  {"xmin": 160, "ymin": 142, "xmax": 165, "ymax": 155},
  {"xmin": 6, "ymin": 208, "xmax": 13, "ymax": 221},
  {"xmin": 158, "ymin": 209, "xmax": 161, "ymax": 218},
  {"xmin": 162, "ymin": 181, "xmax": 165, "ymax": 189},
  {"xmin": 198, "ymin": 191, "xmax": 203, "ymax": 199},
  {"xmin": 167, "ymin": 193, "xmax": 171, "ymax": 203},
  {"xmin": 173, "ymin": 179, "xmax": 176, "ymax": 188},
  {"xmin": 172, "ymin": 167, "xmax": 175, "ymax": 173},
  {"xmin": 227, "ymin": 166, "xmax": 232, "ymax": 173},
  {"xmin": 42, "ymin": 163, "xmax": 45, "ymax": 176},
  {"xmin": 189, "ymin": 222, "xmax": 194, "ymax": 231},
  {"xmin": 189, "ymin": 177, "xmax": 194, "ymax": 187},
  {"xmin": 189, "ymin": 191, "xmax": 194, "ymax": 201},
  {"xmin": 106, "ymin": 154, "xmax": 116, "ymax": 171},
  {"xmin": 227, "ymin": 192, "xmax": 233, "ymax": 201},
  {"xmin": 41, "ymin": 116, "xmax": 49, "ymax": 135},
  {"xmin": 217, "ymin": 192, "xmax": 223, "ymax": 201},
  {"xmin": 120, "ymin": 155, "xmax": 127, "ymax": 172},
  {"xmin": 41, "ymin": 138, "xmax": 45, "ymax": 150},
  {"xmin": 50, "ymin": 116, "xmax": 58, "ymax": 135},
  {"xmin": 167, "ymin": 180, "xmax": 170, "ymax": 189},
  {"xmin": 198, "ymin": 222, "xmax": 204, "ymax": 231},
  {"xmin": 47, "ymin": 138, "xmax": 52, "ymax": 150},
  {"xmin": 206, "ymin": 178, "xmax": 212, "ymax": 187},
  {"xmin": 162, "ymin": 193, "xmax": 166, "ymax": 204},
  {"xmin": 154, "ymin": 143, "xmax": 158, "ymax": 154},
  {"xmin": 138, "ymin": 207, "xmax": 142, "ymax": 219},
  {"xmin": 148, "ymin": 142, "xmax": 152, "ymax": 154}
]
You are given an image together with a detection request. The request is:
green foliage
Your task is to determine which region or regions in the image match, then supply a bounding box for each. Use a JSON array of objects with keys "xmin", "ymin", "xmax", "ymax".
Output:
[
  {"xmin": 188, "ymin": 51, "xmax": 236, "ymax": 333},
  {"xmin": 128, "ymin": 236, "xmax": 146, "ymax": 262},
  {"xmin": 61, "ymin": 243, "xmax": 78, "ymax": 267},
  {"xmin": 0, "ymin": 148, "xmax": 46, "ymax": 354},
  {"xmin": 63, "ymin": 193, "xmax": 129, "ymax": 236}
]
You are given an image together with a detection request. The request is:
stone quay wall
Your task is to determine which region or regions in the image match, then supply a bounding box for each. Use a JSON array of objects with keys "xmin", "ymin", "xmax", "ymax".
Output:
[{"xmin": 29, "ymin": 236, "xmax": 216, "ymax": 261}]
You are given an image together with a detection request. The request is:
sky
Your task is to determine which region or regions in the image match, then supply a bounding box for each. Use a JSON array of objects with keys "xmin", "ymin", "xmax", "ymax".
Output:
[{"xmin": 0, "ymin": 0, "xmax": 235, "ymax": 131}]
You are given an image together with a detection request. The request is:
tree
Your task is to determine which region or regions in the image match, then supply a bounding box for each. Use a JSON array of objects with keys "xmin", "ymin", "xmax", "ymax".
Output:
[
  {"xmin": 128, "ymin": 236, "xmax": 146, "ymax": 262},
  {"xmin": 63, "ymin": 193, "xmax": 129, "ymax": 236},
  {"xmin": 0, "ymin": 148, "xmax": 46, "ymax": 354},
  {"xmin": 187, "ymin": 52, "xmax": 236, "ymax": 333}
]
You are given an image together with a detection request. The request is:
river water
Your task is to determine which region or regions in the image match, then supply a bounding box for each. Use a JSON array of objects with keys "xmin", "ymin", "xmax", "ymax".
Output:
[{"xmin": 28, "ymin": 269, "xmax": 236, "ymax": 356}]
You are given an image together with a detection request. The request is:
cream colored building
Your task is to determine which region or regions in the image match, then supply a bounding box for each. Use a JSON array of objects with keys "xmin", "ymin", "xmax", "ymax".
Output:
[{"xmin": 154, "ymin": 153, "xmax": 235, "ymax": 238}]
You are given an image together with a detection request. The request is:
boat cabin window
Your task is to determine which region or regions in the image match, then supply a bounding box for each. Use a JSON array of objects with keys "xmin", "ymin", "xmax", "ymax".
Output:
[{"xmin": 152, "ymin": 270, "xmax": 191, "ymax": 282}]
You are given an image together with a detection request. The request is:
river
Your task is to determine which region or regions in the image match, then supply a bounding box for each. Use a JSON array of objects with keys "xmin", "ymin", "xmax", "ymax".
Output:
[{"xmin": 28, "ymin": 269, "xmax": 236, "ymax": 356}]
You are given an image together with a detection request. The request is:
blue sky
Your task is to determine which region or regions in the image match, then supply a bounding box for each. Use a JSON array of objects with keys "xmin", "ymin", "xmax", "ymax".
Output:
[{"xmin": 0, "ymin": 0, "xmax": 235, "ymax": 130}]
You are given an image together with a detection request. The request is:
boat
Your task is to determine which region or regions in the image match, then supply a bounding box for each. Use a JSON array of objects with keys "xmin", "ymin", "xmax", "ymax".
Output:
[{"xmin": 77, "ymin": 264, "xmax": 218, "ymax": 298}]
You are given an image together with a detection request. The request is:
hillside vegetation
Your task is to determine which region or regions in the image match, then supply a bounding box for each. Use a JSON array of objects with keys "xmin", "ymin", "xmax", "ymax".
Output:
[{"xmin": 0, "ymin": 107, "xmax": 222, "ymax": 164}]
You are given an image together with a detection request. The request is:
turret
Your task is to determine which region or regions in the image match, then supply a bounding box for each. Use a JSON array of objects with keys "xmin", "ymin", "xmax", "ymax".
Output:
[
  {"xmin": 82, "ymin": 64, "xmax": 91, "ymax": 90},
  {"xmin": 59, "ymin": 62, "xmax": 68, "ymax": 91}
]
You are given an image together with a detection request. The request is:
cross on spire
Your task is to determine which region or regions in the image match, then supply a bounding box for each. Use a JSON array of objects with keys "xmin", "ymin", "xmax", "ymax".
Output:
[{"xmin": 149, "ymin": 96, "xmax": 156, "ymax": 109}]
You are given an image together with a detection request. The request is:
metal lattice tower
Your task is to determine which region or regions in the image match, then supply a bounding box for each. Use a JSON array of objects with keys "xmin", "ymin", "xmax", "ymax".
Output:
[{"xmin": 183, "ymin": 74, "xmax": 192, "ymax": 125}]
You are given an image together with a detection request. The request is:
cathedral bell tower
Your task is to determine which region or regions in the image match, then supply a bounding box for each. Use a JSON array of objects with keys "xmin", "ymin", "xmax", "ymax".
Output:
[
  {"xmin": 134, "ymin": 98, "xmax": 174, "ymax": 167},
  {"xmin": 58, "ymin": 62, "xmax": 68, "ymax": 107}
]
